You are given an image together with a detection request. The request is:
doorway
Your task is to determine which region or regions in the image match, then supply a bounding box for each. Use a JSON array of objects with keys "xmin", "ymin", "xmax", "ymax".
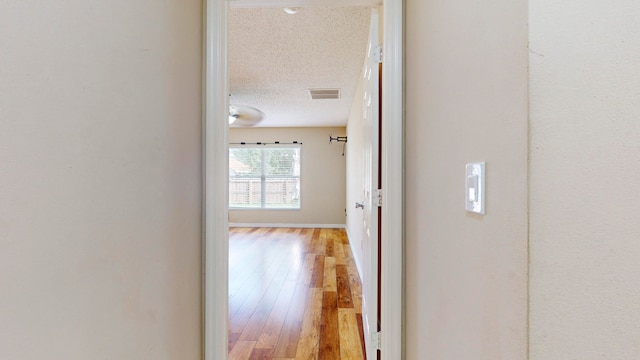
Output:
[{"xmin": 204, "ymin": 1, "xmax": 403, "ymax": 359}]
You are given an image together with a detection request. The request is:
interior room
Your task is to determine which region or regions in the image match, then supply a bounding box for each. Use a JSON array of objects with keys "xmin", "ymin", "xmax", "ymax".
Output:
[
  {"xmin": 3, "ymin": 0, "xmax": 639, "ymax": 359},
  {"xmin": 226, "ymin": 3, "xmax": 382, "ymax": 359}
]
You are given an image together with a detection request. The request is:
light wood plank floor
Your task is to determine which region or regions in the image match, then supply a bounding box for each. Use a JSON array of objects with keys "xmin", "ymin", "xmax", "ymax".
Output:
[{"xmin": 228, "ymin": 227, "xmax": 366, "ymax": 360}]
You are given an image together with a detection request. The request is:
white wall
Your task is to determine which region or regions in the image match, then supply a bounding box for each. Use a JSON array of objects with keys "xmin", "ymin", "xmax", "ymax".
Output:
[
  {"xmin": 345, "ymin": 66, "xmax": 366, "ymax": 271},
  {"xmin": 529, "ymin": 0, "xmax": 640, "ymax": 358},
  {"xmin": 229, "ymin": 127, "xmax": 346, "ymax": 226},
  {"xmin": 0, "ymin": 1, "xmax": 202, "ymax": 359},
  {"xmin": 404, "ymin": 0, "xmax": 529, "ymax": 358}
]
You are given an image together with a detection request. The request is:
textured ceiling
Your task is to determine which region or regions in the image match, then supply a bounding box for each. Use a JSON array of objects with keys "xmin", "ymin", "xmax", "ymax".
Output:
[{"xmin": 228, "ymin": 6, "xmax": 373, "ymax": 127}]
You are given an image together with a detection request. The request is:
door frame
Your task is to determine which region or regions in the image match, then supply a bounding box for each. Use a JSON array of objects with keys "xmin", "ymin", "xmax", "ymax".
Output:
[{"xmin": 203, "ymin": 0, "xmax": 403, "ymax": 359}]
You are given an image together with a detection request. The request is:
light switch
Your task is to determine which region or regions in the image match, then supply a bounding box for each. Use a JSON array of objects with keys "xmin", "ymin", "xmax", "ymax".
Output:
[
  {"xmin": 465, "ymin": 162, "xmax": 485, "ymax": 214},
  {"xmin": 467, "ymin": 174, "xmax": 479, "ymax": 201}
]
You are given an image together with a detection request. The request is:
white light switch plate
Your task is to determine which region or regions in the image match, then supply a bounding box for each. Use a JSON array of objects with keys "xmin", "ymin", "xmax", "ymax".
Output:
[{"xmin": 465, "ymin": 162, "xmax": 485, "ymax": 214}]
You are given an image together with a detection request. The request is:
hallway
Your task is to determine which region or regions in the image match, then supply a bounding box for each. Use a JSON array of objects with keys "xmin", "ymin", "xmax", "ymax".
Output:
[{"xmin": 228, "ymin": 227, "xmax": 366, "ymax": 360}]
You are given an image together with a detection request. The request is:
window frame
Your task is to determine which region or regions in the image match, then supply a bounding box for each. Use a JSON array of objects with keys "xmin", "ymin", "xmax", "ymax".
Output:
[{"xmin": 228, "ymin": 144, "xmax": 301, "ymax": 210}]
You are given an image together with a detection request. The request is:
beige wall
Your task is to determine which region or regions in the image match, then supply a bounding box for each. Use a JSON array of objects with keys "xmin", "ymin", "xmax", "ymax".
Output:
[
  {"xmin": 529, "ymin": 0, "xmax": 640, "ymax": 358},
  {"xmin": 229, "ymin": 127, "xmax": 346, "ymax": 226},
  {"xmin": 0, "ymin": 1, "xmax": 202, "ymax": 359},
  {"xmin": 346, "ymin": 67, "xmax": 366, "ymax": 270},
  {"xmin": 404, "ymin": 0, "xmax": 529, "ymax": 358}
]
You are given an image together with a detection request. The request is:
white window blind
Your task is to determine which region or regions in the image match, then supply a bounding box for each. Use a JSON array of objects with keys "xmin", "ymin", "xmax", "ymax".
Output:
[{"xmin": 229, "ymin": 146, "xmax": 301, "ymax": 209}]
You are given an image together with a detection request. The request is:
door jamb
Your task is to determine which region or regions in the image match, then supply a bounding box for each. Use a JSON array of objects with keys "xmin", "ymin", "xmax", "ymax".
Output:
[
  {"xmin": 380, "ymin": 0, "xmax": 404, "ymax": 357},
  {"xmin": 203, "ymin": 0, "xmax": 228, "ymax": 359},
  {"xmin": 204, "ymin": 1, "xmax": 403, "ymax": 358}
]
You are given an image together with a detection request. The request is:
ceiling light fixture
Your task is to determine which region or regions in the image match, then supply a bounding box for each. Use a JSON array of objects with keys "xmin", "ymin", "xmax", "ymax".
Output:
[
  {"xmin": 283, "ymin": 7, "xmax": 300, "ymax": 15},
  {"xmin": 229, "ymin": 105, "xmax": 265, "ymax": 127}
]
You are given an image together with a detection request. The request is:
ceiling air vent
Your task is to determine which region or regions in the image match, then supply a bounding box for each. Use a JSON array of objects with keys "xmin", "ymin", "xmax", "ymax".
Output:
[{"xmin": 308, "ymin": 88, "xmax": 340, "ymax": 100}]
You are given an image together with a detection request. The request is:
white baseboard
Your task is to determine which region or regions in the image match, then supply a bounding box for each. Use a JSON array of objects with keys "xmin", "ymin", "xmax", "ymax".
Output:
[
  {"xmin": 345, "ymin": 227, "xmax": 364, "ymax": 281},
  {"xmin": 229, "ymin": 223, "xmax": 346, "ymax": 229}
]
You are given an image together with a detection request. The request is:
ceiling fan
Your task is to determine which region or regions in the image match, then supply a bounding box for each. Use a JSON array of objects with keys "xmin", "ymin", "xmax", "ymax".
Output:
[{"xmin": 228, "ymin": 104, "xmax": 265, "ymax": 126}]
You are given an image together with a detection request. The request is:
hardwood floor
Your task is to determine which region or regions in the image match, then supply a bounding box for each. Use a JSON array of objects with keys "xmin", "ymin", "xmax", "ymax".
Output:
[{"xmin": 229, "ymin": 227, "xmax": 366, "ymax": 360}]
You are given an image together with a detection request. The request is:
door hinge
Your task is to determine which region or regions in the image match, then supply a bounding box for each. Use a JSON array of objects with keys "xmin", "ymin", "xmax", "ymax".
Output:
[
  {"xmin": 373, "ymin": 189, "xmax": 382, "ymax": 207},
  {"xmin": 373, "ymin": 45, "xmax": 383, "ymax": 64},
  {"xmin": 372, "ymin": 331, "xmax": 382, "ymax": 350}
]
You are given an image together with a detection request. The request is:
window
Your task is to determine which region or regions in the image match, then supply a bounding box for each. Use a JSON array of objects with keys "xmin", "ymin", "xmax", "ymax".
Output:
[{"xmin": 229, "ymin": 146, "xmax": 301, "ymax": 209}]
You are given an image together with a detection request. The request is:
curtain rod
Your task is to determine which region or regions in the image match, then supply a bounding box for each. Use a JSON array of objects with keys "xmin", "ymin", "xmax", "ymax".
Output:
[{"xmin": 229, "ymin": 141, "xmax": 302, "ymax": 145}]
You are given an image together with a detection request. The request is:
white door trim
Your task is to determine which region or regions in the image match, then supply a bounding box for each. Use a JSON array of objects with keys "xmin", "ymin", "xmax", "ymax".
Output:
[
  {"xmin": 203, "ymin": 1, "xmax": 228, "ymax": 359},
  {"xmin": 204, "ymin": 0, "xmax": 403, "ymax": 358},
  {"xmin": 380, "ymin": 0, "xmax": 404, "ymax": 357}
]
